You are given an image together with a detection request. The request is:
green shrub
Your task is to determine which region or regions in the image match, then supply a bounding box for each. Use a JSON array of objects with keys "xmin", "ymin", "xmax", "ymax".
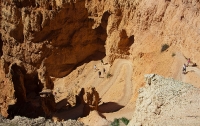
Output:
[
  {"xmin": 172, "ymin": 52, "xmax": 176, "ymax": 57},
  {"xmin": 111, "ymin": 117, "xmax": 130, "ymax": 126},
  {"xmin": 107, "ymin": 72, "xmax": 112, "ymax": 78},
  {"xmin": 111, "ymin": 118, "xmax": 119, "ymax": 126},
  {"xmin": 120, "ymin": 117, "xmax": 130, "ymax": 125},
  {"xmin": 161, "ymin": 44, "xmax": 169, "ymax": 52}
]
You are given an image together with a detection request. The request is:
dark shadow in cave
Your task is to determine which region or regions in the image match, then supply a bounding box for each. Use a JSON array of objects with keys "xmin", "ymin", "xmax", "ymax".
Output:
[
  {"xmin": 10, "ymin": 64, "xmax": 27, "ymax": 104},
  {"xmin": 7, "ymin": 65, "xmax": 44, "ymax": 119},
  {"xmin": 8, "ymin": 101, "xmax": 44, "ymax": 119},
  {"xmin": 55, "ymin": 98, "xmax": 71, "ymax": 112},
  {"xmin": 73, "ymin": 11, "xmax": 110, "ymax": 72},
  {"xmin": 53, "ymin": 104, "xmax": 84, "ymax": 120},
  {"xmin": 12, "ymin": 0, "xmax": 36, "ymax": 8}
]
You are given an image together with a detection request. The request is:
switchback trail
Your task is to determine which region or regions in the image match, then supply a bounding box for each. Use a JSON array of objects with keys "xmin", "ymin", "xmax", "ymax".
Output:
[{"xmin": 98, "ymin": 59, "xmax": 133, "ymax": 106}]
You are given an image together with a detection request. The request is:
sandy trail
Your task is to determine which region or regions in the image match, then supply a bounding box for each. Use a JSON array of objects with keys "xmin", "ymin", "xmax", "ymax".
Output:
[
  {"xmin": 78, "ymin": 59, "xmax": 133, "ymax": 108},
  {"xmin": 72, "ymin": 59, "xmax": 133, "ymax": 107},
  {"xmin": 95, "ymin": 59, "xmax": 134, "ymax": 121},
  {"xmin": 53, "ymin": 52, "xmax": 200, "ymax": 123},
  {"xmin": 53, "ymin": 59, "xmax": 134, "ymax": 121},
  {"xmin": 187, "ymin": 67, "xmax": 200, "ymax": 76},
  {"xmin": 98, "ymin": 59, "xmax": 133, "ymax": 106},
  {"xmin": 51, "ymin": 46, "xmax": 200, "ymax": 126}
]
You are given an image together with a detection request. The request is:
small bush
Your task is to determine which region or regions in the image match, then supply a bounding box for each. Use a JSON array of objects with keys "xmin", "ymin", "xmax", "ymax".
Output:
[
  {"xmin": 111, "ymin": 118, "xmax": 119, "ymax": 126},
  {"xmin": 107, "ymin": 72, "xmax": 112, "ymax": 78},
  {"xmin": 111, "ymin": 117, "xmax": 130, "ymax": 126},
  {"xmin": 172, "ymin": 52, "xmax": 176, "ymax": 57},
  {"xmin": 161, "ymin": 44, "xmax": 169, "ymax": 52},
  {"xmin": 120, "ymin": 117, "xmax": 129, "ymax": 125}
]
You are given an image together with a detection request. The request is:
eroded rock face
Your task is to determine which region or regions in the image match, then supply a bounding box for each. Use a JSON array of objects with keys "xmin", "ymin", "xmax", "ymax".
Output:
[
  {"xmin": 1, "ymin": 0, "xmax": 107, "ymax": 118},
  {"xmin": 128, "ymin": 74, "xmax": 200, "ymax": 126},
  {"xmin": 1, "ymin": 0, "xmax": 200, "ymax": 119},
  {"xmin": 86, "ymin": 0, "xmax": 200, "ymax": 64},
  {"xmin": 1, "ymin": 0, "xmax": 107, "ymax": 78},
  {"xmin": 37, "ymin": 59, "xmax": 54, "ymax": 90}
]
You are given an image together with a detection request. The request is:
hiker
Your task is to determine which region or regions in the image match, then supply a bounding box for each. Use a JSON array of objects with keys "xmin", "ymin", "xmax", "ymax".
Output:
[
  {"xmin": 101, "ymin": 59, "xmax": 104, "ymax": 65},
  {"xmin": 187, "ymin": 58, "xmax": 191, "ymax": 67},
  {"xmin": 103, "ymin": 68, "xmax": 106, "ymax": 74},
  {"xmin": 98, "ymin": 71, "xmax": 101, "ymax": 78},
  {"xmin": 94, "ymin": 65, "xmax": 97, "ymax": 71},
  {"xmin": 182, "ymin": 64, "xmax": 186, "ymax": 74}
]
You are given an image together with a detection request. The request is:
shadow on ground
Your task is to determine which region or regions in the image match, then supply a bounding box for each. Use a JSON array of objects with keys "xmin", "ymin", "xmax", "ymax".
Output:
[
  {"xmin": 98, "ymin": 102, "xmax": 124, "ymax": 113},
  {"xmin": 55, "ymin": 98, "xmax": 71, "ymax": 110},
  {"xmin": 54, "ymin": 104, "xmax": 84, "ymax": 120},
  {"xmin": 53, "ymin": 101, "xmax": 124, "ymax": 120}
]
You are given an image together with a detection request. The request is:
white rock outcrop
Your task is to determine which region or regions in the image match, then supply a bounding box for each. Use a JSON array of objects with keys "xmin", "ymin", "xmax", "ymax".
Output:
[{"xmin": 129, "ymin": 74, "xmax": 200, "ymax": 126}]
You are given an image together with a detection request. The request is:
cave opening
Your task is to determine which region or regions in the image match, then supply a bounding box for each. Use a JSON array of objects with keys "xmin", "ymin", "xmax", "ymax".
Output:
[
  {"xmin": 12, "ymin": 0, "xmax": 36, "ymax": 8},
  {"xmin": 7, "ymin": 64, "xmax": 45, "ymax": 119},
  {"xmin": 7, "ymin": 68, "xmax": 56, "ymax": 119}
]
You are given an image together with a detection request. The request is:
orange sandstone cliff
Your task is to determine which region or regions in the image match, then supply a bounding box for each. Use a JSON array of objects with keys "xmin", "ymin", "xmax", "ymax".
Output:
[{"xmin": 1, "ymin": 0, "xmax": 200, "ymax": 121}]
